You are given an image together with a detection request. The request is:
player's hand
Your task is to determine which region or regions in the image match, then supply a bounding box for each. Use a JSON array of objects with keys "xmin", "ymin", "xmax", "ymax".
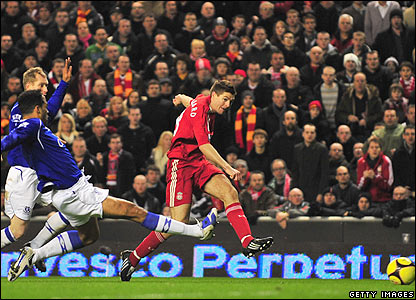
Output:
[
  {"xmin": 224, "ymin": 165, "xmax": 241, "ymax": 181},
  {"xmin": 62, "ymin": 58, "xmax": 72, "ymax": 83},
  {"xmin": 173, "ymin": 94, "xmax": 191, "ymax": 107}
]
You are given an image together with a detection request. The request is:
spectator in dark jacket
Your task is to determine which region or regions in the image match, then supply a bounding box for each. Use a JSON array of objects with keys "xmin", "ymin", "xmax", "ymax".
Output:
[
  {"xmin": 282, "ymin": 67, "xmax": 314, "ymax": 111},
  {"xmin": 1, "ymin": 1, "xmax": 34, "ymax": 43},
  {"xmin": 280, "ymin": 31, "xmax": 308, "ymax": 70},
  {"xmin": 68, "ymin": 1, "xmax": 104, "ymax": 35},
  {"xmin": 300, "ymin": 46, "xmax": 326, "ymax": 90},
  {"xmin": 392, "ymin": 125, "xmax": 415, "ymax": 194},
  {"xmin": 121, "ymin": 175, "xmax": 162, "ymax": 214},
  {"xmin": 382, "ymin": 186, "xmax": 415, "ymax": 227},
  {"xmin": 85, "ymin": 116, "xmax": 110, "ymax": 156},
  {"xmin": 301, "ymin": 100, "xmax": 331, "ymax": 145},
  {"xmin": 328, "ymin": 143, "xmax": 350, "ymax": 186},
  {"xmin": 308, "ymin": 187, "xmax": 348, "ymax": 216},
  {"xmin": 344, "ymin": 192, "xmax": 383, "ymax": 218},
  {"xmin": 363, "ymin": 50, "xmax": 394, "ymax": 101},
  {"xmin": 204, "ymin": 17, "xmax": 236, "ymax": 60},
  {"xmin": 54, "ymin": 33, "xmax": 86, "ymax": 75},
  {"xmin": 291, "ymin": 123, "xmax": 329, "ymax": 204},
  {"xmin": 332, "ymin": 166, "xmax": 361, "ymax": 208},
  {"xmin": 244, "ymin": 129, "xmax": 273, "ymax": 183},
  {"xmin": 242, "ymin": 26, "xmax": 277, "ymax": 70},
  {"xmin": 174, "ymin": 12, "xmax": 205, "ymax": 54},
  {"xmin": 334, "ymin": 125, "xmax": 358, "ymax": 162}
]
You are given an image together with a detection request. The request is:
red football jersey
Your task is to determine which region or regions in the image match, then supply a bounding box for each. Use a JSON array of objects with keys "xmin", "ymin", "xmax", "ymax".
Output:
[{"xmin": 168, "ymin": 94, "xmax": 216, "ymax": 160}]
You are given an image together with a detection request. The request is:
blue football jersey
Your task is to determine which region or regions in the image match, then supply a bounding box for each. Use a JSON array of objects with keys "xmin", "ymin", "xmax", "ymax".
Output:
[
  {"xmin": 1, "ymin": 118, "xmax": 82, "ymax": 192},
  {"xmin": 7, "ymin": 80, "xmax": 68, "ymax": 168}
]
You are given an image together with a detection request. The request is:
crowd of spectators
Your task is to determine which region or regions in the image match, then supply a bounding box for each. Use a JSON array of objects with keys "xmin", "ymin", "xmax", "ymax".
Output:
[{"xmin": 1, "ymin": 1, "xmax": 415, "ymax": 226}]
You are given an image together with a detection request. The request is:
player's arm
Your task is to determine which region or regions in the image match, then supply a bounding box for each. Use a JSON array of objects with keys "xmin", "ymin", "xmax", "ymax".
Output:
[
  {"xmin": 173, "ymin": 94, "xmax": 193, "ymax": 108},
  {"xmin": 46, "ymin": 58, "xmax": 72, "ymax": 122},
  {"xmin": 199, "ymin": 143, "xmax": 242, "ymax": 181},
  {"xmin": 1, "ymin": 119, "xmax": 37, "ymax": 153}
]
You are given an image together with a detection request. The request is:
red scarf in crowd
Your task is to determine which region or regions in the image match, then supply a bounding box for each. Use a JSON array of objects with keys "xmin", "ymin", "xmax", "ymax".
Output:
[
  {"xmin": 76, "ymin": 8, "xmax": 91, "ymax": 25},
  {"xmin": 235, "ymin": 105, "xmax": 257, "ymax": 154},
  {"xmin": 77, "ymin": 74, "xmax": 93, "ymax": 99},
  {"xmin": 114, "ymin": 68, "xmax": 133, "ymax": 99},
  {"xmin": 226, "ymin": 51, "xmax": 239, "ymax": 63},
  {"xmin": 248, "ymin": 186, "xmax": 266, "ymax": 201},
  {"xmin": 48, "ymin": 70, "xmax": 59, "ymax": 89},
  {"xmin": 400, "ymin": 76, "xmax": 415, "ymax": 99},
  {"xmin": 79, "ymin": 33, "xmax": 92, "ymax": 50}
]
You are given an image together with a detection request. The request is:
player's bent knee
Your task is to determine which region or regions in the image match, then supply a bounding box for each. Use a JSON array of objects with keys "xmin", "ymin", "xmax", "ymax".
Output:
[{"xmin": 78, "ymin": 232, "xmax": 99, "ymax": 246}]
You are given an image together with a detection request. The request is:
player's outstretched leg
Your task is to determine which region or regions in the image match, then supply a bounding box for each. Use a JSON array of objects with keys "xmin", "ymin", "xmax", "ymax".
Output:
[
  {"xmin": 203, "ymin": 174, "xmax": 274, "ymax": 257},
  {"xmin": 8, "ymin": 246, "xmax": 35, "ymax": 282}
]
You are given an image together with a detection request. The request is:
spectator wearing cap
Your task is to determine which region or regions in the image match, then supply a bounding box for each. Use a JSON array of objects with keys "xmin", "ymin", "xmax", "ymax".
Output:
[
  {"xmin": 105, "ymin": 6, "xmax": 123, "ymax": 37},
  {"xmin": 213, "ymin": 57, "xmax": 231, "ymax": 80},
  {"xmin": 234, "ymin": 90, "xmax": 265, "ymax": 155},
  {"xmin": 384, "ymin": 56, "xmax": 400, "ymax": 81},
  {"xmin": 160, "ymin": 77, "xmax": 174, "ymax": 99},
  {"xmin": 364, "ymin": 1, "xmax": 401, "ymax": 46},
  {"xmin": 314, "ymin": 66, "xmax": 345, "ymax": 132},
  {"xmin": 174, "ymin": 12, "xmax": 205, "ymax": 55},
  {"xmin": 68, "ymin": 1, "xmax": 104, "ymax": 35},
  {"xmin": 242, "ymin": 26, "xmax": 277, "ymax": 71},
  {"xmin": 244, "ymin": 128, "xmax": 273, "ymax": 183},
  {"xmin": 178, "ymin": 58, "xmax": 215, "ymax": 98},
  {"xmin": 233, "ymin": 69, "xmax": 246, "ymax": 88},
  {"xmin": 336, "ymin": 53, "xmax": 360, "ymax": 88},
  {"xmin": 292, "ymin": 123, "xmax": 329, "ymax": 204},
  {"xmin": 157, "ymin": 1, "xmax": 184, "ymax": 41},
  {"xmin": 204, "ymin": 17, "xmax": 237, "ymax": 59},
  {"xmin": 344, "ymin": 192, "xmax": 383, "ymax": 218},
  {"xmin": 308, "ymin": 186, "xmax": 348, "ymax": 216},
  {"xmin": 233, "ymin": 159, "xmax": 251, "ymax": 193},
  {"xmin": 301, "ymin": 100, "xmax": 331, "ymax": 145},
  {"xmin": 373, "ymin": 8, "xmax": 414, "ymax": 64}
]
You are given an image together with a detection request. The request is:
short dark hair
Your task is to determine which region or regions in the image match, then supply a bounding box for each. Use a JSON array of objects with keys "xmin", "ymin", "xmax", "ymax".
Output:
[
  {"xmin": 146, "ymin": 164, "xmax": 161, "ymax": 174},
  {"xmin": 17, "ymin": 90, "xmax": 44, "ymax": 115},
  {"xmin": 210, "ymin": 80, "xmax": 236, "ymax": 96}
]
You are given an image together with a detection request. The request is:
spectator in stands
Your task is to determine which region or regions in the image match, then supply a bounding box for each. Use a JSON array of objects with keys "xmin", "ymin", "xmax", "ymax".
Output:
[
  {"xmin": 300, "ymin": 46, "xmax": 325, "ymax": 90},
  {"xmin": 157, "ymin": 1, "xmax": 184, "ymax": 40},
  {"xmin": 233, "ymin": 159, "xmax": 251, "ymax": 193},
  {"xmin": 110, "ymin": 19, "xmax": 141, "ymax": 72},
  {"xmin": 384, "ymin": 83, "xmax": 409, "ymax": 124},
  {"xmin": 86, "ymin": 27, "xmax": 121, "ymax": 70},
  {"xmin": 244, "ymin": 129, "xmax": 273, "ymax": 183},
  {"xmin": 198, "ymin": 2, "xmax": 216, "ymax": 36},
  {"xmin": 76, "ymin": 21, "xmax": 94, "ymax": 51},
  {"xmin": 152, "ymin": 61, "xmax": 170, "ymax": 82},
  {"xmin": 224, "ymin": 36, "xmax": 244, "ymax": 71},
  {"xmin": 46, "ymin": 58, "xmax": 65, "ymax": 98},
  {"xmin": 86, "ymin": 116, "xmax": 110, "ymax": 158},
  {"xmin": 397, "ymin": 61, "xmax": 415, "ymax": 100},
  {"xmin": 328, "ymin": 143, "xmax": 350, "ymax": 186},
  {"xmin": 372, "ymin": 8, "xmax": 412, "ymax": 64},
  {"xmin": 392, "ymin": 125, "xmax": 415, "ymax": 195},
  {"xmin": 296, "ymin": 13, "xmax": 317, "ymax": 53},
  {"xmin": 71, "ymin": 135, "xmax": 102, "ymax": 186},
  {"xmin": 69, "ymin": 58, "xmax": 101, "ymax": 103},
  {"xmin": 280, "ymin": 31, "xmax": 308, "ymax": 70},
  {"xmin": 336, "ymin": 53, "xmax": 360, "ymax": 88},
  {"xmin": 334, "ymin": 125, "xmax": 358, "ymax": 162},
  {"xmin": 179, "ymin": 58, "xmax": 215, "ymax": 98},
  {"xmin": 74, "ymin": 99, "xmax": 93, "ymax": 136},
  {"xmin": 267, "ymin": 159, "xmax": 292, "ymax": 204},
  {"xmin": 403, "ymin": 2, "xmax": 415, "ymax": 31},
  {"xmin": 292, "ymin": 123, "xmax": 329, "ymax": 204},
  {"xmin": 170, "ymin": 54, "xmax": 192, "ymax": 95},
  {"xmin": 213, "ymin": 57, "xmax": 231, "ymax": 80},
  {"xmin": 188, "ymin": 39, "xmax": 208, "ymax": 65},
  {"xmin": 1, "ymin": 34, "xmax": 22, "ymax": 74},
  {"xmin": 84, "ymin": 79, "xmax": 111, "ymax": 116},
  {"xmin": 36, "ymin": 2, "xmax": 54, "ymax": 39},
  {"xmin": 174, "ymin": 12, "xmax": 205, "ymax": 55},
  {"xmin": 285, "ymin": 8, "xmax": 302, "ymax": 41},
  {"xmin": 129, "ymin": 1, "xmax": 145, "ymax": 36},
  {"xmin": 106, "ymin": 55, "xmax": 143, "ymax": 100},
  {"xmin": 336, "ymin": 72, "xmax": 383, "ymax": 141},
  {"xmin": 105, "ymin": 6, "xmax": 123, "ymax": 37},
  {"xmin": 302, "ymin": 100, "xmax": 331, "ymax": 145},
  {"xmin": 344, "ymin": 192, "xmax": 383, "ymax": 218},
  {"xmin": 242, "ymin": 26, "xmax": 277, "ymax": 71},
  {"xmin": 250, "ymin": 1, "xmax": 277, "ymax": 39},
  {"xmin": 15, "ymin": 23, "xmax": 37, "ymax": 57},
  {"xmin": 145, "ymin": 164, "xmax": 167, "ymax": 208},
  {"xmin": 315, "ymin": 31, "xmax": 340, "ymax": 71},
  {"xmin": 364, "ymin": 1, "xmax": 401, "ymax": 46},
  {"xmin": 332, "ymin": 165, "xmax": 361, "ymax": 208},
  {"xmin": 160, "ymin": 77, "xmax": 174, "ymax": 100},
  {"xmin": 54, "ymin": 33, "xmax": 86, "ymax": 75},
  {"xmin": 382, "ymin": 186, "xmax": 415, "ymax": 227},
  {"xmin": 350, "ymin": 141, "xmax": 365, "ymax": 183},
  {"xmin": 230, "ymin": 14, "xmax": 247, "ymax": 38},
  {"xmin": 363, "ymin": 50, "xmax": 394, "ymax": 101},
  {"xmin": 44, "ymin": 8, "xmax": 76, "ymax": 58},
  {"xmin": 365, "ymin": 108, "xmax": 405, "ymax": 158},
  {"xmin": 118, "ymin": 105, "xmax": 155, "ymax": 174},
  {"xmin": 1, "ymin": 1, "xmax": 33, "ymax": 43},
  {"xmin": 342, "ymin": 31, "xmax": 371, "ymax": 68},
  {"xmin": 405, "ymin": 104, "xmax": 415, "ymax": 126},
  {"xmin": 204, "ymin": 17, "xmax": 235, "ymax": 60},
  {"xmin": 149, "ymin": 131, "xmax": 173, "ymax": 182},
  {"xmin": 341, "ymin": 1, "xmax": 366, "ymax": 32},
  {"xmin": 331, "ymin": 14, "xmax": 354, "ymax": 54},
  {"xmin": 309, "ymin": 186, "xmax": 348, "ymax": 216},
  {"xmin": 240, "ymin": 170, "xmax": 279, "ymax": 225},
  {"xmin": 263, "ymin": 49, "xmax": 289, "ymax": 90},
  {"xmin": 1, "ymin": 76, "xmax": 22, "ymax": 106},
  {"xmin": 98, "ymin": 133, "xmax": 136, "ymax": 197},
  {"xmin": 139, "ymin": 79, "xmax": 176, "ymax": 140},
  {"xmin": 234, "ymin": 61, "xmax": 274, "ymax": 111},
  {"xmin": 282, "ymin": 67, "xmax": 313, "ymax": 111},
  {"xmin": 269, "ymin": 187, "xmax": 310, "ymax": 229},
  {"xmin": 314, "ymin": 1, "xmax": 340, "ymax": 37},
  {"xmin": 357, "ymin": 136, "xmax": 394, "ymax": 206},
  {"xmin": 97, "ymin": 44, "xmax": 120, "ymax": 79},
  {"xmin": 270, "ymin": 20, "xmax": 287, "ymax": 50},
  {"xmin": 384, "ymin": 56, "xmax": 400, "ymax": 81},
  {"xmin": 121, "ymin": 175, "xmax": 162, "ymax": 214},
  {"xmin": 55, "ymin": 113, "xmax": 80, "ymax": 151},
  {"xmin": 269, "ymin": 110, "xmax": 303, "ymax": 172},
  {"xmin": 68, "ymin": 1, "xmax": 104, "ymax": 35},
  {"xmin": 32, "ymin": 39, "xmax": 51, "ymax": 72},
  {"xmin": 234, "ymin": 90, "xmax": 265, "ymax": 155},
  {"xmin": 11, "ymin": 52, "xmax": 39, "ymax": 81}
]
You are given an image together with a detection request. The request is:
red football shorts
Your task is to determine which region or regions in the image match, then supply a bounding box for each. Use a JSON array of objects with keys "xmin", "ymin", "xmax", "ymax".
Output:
[{"xmin": 166, "ymin": 156, "xmax": 224, "ymax": 207}]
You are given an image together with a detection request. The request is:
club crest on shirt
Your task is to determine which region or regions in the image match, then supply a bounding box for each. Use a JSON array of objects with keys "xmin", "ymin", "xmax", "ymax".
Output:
[
  {"xmin": 176, "ymin": 192, "xmax": 183, "ymax": 200},
  {"xmin": 23, "ymin": 206, "xmax": 31, "ymax": 214}
]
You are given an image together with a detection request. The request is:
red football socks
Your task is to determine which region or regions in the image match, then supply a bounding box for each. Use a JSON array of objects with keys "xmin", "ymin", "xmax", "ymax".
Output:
[
  {"xmin": 129, "ymin": 231, "xmax": 166, "ymax": 266},
  {"xmin": 225, "ymin": 202, "xmax": 254, "ymax": 248}
]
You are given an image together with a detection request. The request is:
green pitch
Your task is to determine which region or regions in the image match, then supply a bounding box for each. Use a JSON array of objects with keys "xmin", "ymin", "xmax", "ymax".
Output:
[{"xmin": 1, "ymin": 277, "xmax": 415, "ymax": 299}]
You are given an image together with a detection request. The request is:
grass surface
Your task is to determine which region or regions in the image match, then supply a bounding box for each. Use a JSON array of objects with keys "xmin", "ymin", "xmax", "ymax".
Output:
[{"xmin": 1, "ymin": 277, "xmax": 415, "ymax": 299}]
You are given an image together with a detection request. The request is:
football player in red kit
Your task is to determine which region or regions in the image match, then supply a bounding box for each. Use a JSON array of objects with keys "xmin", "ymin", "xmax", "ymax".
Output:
[{"xmin": 120, "ymin": 80, "xmax": 273, "ymax": 281}]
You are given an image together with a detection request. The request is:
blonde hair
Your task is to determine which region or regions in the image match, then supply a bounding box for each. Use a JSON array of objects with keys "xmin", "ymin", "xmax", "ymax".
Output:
[
  {"xmin": 191, "ymin": 39, "xmax": 205, "ymax": 50},
  {"xmin": 23, "ymin": 67, "xmax": 47, "ymax": 88},
  {"xmin": 92, "ymin": 115, "xmax": 107, "ymax": 127},
  {"xmin": 56, "ymin": 113, "xmax": 79, "ymax": 142},
  {"xmin": 76, "ymin": 98, "xmax": 92, "ymax": 115},
  {"xmin": 152, "ymin": 131, "xmax": 173, "ymax": 176},
  {"xmin": 108, "ymin": 96, "xmax": 128, "ymax": 118}
]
